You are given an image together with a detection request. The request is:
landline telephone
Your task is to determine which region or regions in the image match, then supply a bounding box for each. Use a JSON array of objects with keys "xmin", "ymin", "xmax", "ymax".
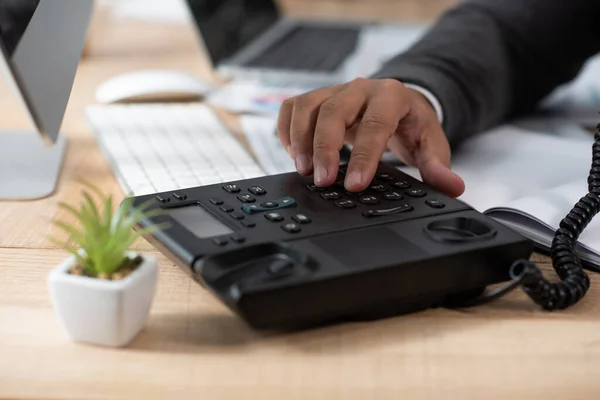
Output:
[{"xmin": 129, "ymin": 123, "xmax": 600, "ymax": 330}]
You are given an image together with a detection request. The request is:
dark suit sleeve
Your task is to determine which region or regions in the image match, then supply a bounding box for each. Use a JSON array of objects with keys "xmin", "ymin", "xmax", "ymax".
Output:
[{"xmin": 371, "ymin": 0, "xmax": 600, "ymax": 147}]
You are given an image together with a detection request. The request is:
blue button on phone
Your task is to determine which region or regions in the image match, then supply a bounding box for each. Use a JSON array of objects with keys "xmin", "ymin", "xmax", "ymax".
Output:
[{"xmin": 242, "ymin": 196, "xmax": 297, "ymax": 214}]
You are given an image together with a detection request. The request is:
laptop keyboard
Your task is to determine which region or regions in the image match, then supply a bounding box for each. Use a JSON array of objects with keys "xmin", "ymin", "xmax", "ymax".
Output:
[{"xmin": 244, "ymin": 25, "xmax": 360, "ymax": 72}]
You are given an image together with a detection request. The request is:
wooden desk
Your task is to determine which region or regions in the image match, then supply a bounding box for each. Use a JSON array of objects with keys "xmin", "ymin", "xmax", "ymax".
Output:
[{"xmin": 2, "ymin": 3, "xmax": 600, "ymax": 399}]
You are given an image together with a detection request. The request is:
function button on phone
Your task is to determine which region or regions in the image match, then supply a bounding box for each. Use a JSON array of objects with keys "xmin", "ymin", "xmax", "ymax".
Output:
[
  {"xmin": 209, "ymin": 198, "xmax": 224, "ymax": 205},
  {"xmin": 426, "ymin": 199, "xmax": 445, "ymax": 208},
  {"xmin": 231, "ymin": 234, "xmax": 246, "ymax": 243},
  {"xmin": 362, "ymin": 204, "xmax": 413, "ymax": 218},
  {"xmin": 241, "ymin": 196, "xmax": 297, "ymax": 214},
  {"xmin": 370, "ymin": 184, "xmax": 388, "ymax": 192},
  {"xmin": 156, "ymin": 195, "xmax": 170, "ymax": 204},
  {"xmin": 265, "ymin": 212, "xmax": 284, "ymax": 222},
  {"xmin": 248, "ymin": 186, "xmax": 267, "ymax": 196},
  {"xmin": 219, "ymin": 205, "xmax": 234, "ymax": 212},
  {"xmin": 292, "ymin": 214, "xmax": 312, "ymax": 224},
  {"xmin": 242, "ymin": 204, "xmax": 261, "ymax": 214},
  {"xmin": 222, "ymin": 184, "xmax": 241, "ymax": 193},
  {"xmin": 344, "ymin": 190, "xmax": 365, "ymax": 197},
  {"xmin": 306, "ymin": 183, "xmax": 326, "ymax": 192},
  {"xmin": 320, "ymin": 191, "xmax": 342, "ymax": 200},
  {"xmin": 335, "ymin": 199, "xmax": 356, "ymax": 209},
  {"xmin": 279, "ymin": 197, "xmax": 296, "ymax": 208},
  {"xmin": 268, "ymin": 259, "xmax": 295, "ymax": 275},
  {"xmin": 241, "ymin": 220, "xmax": 256, "ymax": 228},
  {"xmin": 281, "ymin": 222, "xmax": 301, "ymax": 233},
  {"xmin": 384, "ymin": 191, "xmax": 404, "ymax": 201},
  {"xmin": 237, "ymin": 194, "xmax": 255, "ymax": 203},
  {"xmin": 376, "ymin": 172, "xmax": 394, "ymax": 181},
  {"xmin": 406, "ymin": 188, "xmax": 427, "ymax": 198},
  {"xmin": 229, "ymin": 212, "xmax": 245, "ymax": 220},
  {"xmin": 172, "ymin": 192, "xmax": 187, "ymax": 201},
  {"xmin": 359, "ymin": 195, "xmax": 380, "ymax": 205},
  {"xmin": 393, "ymin": 181, "xmax": 411, "ymax": 189},
  {"xmin": 212, "ymin": 237, "xmax": 228, "ymax": 246}
]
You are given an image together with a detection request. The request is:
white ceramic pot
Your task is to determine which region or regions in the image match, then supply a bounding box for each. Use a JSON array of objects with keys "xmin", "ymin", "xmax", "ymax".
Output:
[{"xmin": 48, "ymin": 251, "xmax": 158, "ymax": 347}]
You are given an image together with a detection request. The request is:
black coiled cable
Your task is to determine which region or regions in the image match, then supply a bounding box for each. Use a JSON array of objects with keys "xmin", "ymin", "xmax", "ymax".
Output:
[{"xmin": 458, "ymin": 123, "xmax": 600, "ymax": 310}]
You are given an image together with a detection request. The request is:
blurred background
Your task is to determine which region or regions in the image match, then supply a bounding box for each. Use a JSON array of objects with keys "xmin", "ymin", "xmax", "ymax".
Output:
[{"xmin": 94, "ymin": 0, "xmax": 459, "ymax": 25}]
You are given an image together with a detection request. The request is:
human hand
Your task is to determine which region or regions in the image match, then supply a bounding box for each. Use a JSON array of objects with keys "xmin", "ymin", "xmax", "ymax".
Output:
[{"xmin": 276, "ymin": 78, "xmax": 465, "ymax": 198}]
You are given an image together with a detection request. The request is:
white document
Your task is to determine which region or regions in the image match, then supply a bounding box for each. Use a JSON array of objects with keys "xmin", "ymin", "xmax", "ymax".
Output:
[
  {"xmin": 207, "ymin": 81, "xmax": 310, "ymax": 117},
  {"xmin": 239, "ymin": 115, "xmax": 296, "ymax": 175}
]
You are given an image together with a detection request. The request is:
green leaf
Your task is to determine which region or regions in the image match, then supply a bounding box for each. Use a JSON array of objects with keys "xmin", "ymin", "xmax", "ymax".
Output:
[
  {"xmin": 51, "ymin": 184, "xmax": 167, "ymax": 277},
  {"xmin": 52, "ymin": 220, "xmax": 85, "ymax": 245},
  {"xmin": 82, "ymin": 191, "xmax": 101, "ymax": 223},
  {"xmin": 57, "ymin": 201, "xmax": 85, "ymax": 222},
  {"xmin": 48, "ymin": 236, "xmax": 90, "ymax": 273}
]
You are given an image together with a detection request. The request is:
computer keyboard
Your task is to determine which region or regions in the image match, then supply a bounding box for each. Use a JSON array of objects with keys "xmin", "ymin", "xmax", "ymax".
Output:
[{"xmin": 85, "ymin": 103, "xmax": 266, "ymax": 196}]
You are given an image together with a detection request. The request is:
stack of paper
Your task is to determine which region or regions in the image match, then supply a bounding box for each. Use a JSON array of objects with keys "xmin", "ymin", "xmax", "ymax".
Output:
[
  {"xmin": 239, "ymin": 115, "xmax": 296, "ymax": 175},
  {"xmin": 206, "ymin": 81, "xmax": 309, "ymax": 117}
]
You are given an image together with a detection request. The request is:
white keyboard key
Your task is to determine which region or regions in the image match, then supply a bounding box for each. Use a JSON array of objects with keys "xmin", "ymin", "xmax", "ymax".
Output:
[{"xmin": 85, "ymin": 104, "xmax": 266, "ymax": 196}]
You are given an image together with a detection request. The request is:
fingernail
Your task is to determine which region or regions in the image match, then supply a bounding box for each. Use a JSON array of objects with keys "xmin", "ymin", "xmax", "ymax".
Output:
[
  {"xmin": 345, "ymin": 171, "xmax": 363, "ymax": 189},
  {"xmin": 295, "ymin": 154, "xmax": 311, "ymax": 173},
  {"xmin": 314, "ymin": 166, "xmax": 328, "ymax": 184}
]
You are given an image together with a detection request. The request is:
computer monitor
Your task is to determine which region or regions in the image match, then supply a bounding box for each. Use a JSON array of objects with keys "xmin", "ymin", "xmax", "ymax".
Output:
[{"xmin": 0, "ymin": 0, "xmax": 94, "ymax": 200}]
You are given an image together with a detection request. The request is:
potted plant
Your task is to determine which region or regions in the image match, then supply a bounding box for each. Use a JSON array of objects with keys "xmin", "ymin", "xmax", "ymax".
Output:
[{"xmin": 47, "ymin": 182, "xmax": 167, "ymax": 347}]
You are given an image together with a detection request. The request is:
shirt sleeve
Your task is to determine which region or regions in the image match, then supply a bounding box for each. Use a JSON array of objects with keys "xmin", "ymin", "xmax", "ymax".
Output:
[{"xmin": 403, "ymin": 83, "xmax": 444, "ymax": 124}]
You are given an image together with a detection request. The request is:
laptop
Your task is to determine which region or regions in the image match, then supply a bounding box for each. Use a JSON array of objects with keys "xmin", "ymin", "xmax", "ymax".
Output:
[{"xmin": 185, "ymin": 0, "xmax": 374, "ymax": 87}]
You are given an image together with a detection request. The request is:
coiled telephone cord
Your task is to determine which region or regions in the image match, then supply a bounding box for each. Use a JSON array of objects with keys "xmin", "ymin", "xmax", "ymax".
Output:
[{"xmin": 461, "ymin": 122, "xmax": 600, "ymax": 310}]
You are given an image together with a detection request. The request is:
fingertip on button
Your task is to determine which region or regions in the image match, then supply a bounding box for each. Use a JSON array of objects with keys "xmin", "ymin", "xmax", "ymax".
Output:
[
  {"xmin": 344, "ymin": 170, "xmax": 366, "ymax": 192},
  {"xmin": 314, "ymin": 165, "xmax": 329, "ymax": 186},
  {"xmin": 295, "ymin": 154, "xmax": 312, "ymax": 175}
]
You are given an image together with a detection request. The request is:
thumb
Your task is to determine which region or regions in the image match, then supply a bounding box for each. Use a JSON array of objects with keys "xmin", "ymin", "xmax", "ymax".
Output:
[{"xmin": 414, "ymin": 125, "xmax": 465, "ymax": 198}]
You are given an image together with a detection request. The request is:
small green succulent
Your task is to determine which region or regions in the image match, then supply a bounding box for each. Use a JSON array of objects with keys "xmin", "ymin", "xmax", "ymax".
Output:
[{"xmin": 49, "ymin": 182, "xmax": 168, "ymax": 279}]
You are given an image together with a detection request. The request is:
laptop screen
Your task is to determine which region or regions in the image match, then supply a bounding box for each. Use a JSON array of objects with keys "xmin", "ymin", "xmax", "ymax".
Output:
[
  {"xmin": 0, "ymin": 0, "xmax": 40, "ymax": 57},
  {"xmin": 186, "ymin": 0, "xmax": 279, "ymax": 65}
]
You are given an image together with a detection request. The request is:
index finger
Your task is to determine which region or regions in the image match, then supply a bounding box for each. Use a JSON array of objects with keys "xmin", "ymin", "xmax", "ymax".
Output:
[
  {"xmin": 345, "ymin": 80, "xmax": 409, "ymax": 191},
  {"xmin": 312, "ymin": 83, "xmax": 368, "ymax": 186}
]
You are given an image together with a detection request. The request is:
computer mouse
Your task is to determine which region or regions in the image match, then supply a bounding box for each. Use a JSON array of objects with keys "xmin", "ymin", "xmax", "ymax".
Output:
[{"xmin": 95, "ymin": 69, "xmax": 215, "ymax": 104}]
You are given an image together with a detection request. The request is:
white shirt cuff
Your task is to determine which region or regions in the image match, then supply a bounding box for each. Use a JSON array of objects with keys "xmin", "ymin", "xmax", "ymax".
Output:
[{"xmin": 403, "ymin": 83, "xmax": 444, "ymax": 124}]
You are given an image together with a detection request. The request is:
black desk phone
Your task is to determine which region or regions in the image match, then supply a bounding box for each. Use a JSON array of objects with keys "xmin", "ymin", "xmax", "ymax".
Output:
[{"xmin": 131, "ymin": 138, "xmax": 600, "ymax": 330}]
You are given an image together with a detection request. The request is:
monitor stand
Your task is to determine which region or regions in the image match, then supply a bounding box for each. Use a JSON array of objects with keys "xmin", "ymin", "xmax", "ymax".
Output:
[{"xmin": 0, "ymin": 130, "xmax": 67, "ymax": 200}]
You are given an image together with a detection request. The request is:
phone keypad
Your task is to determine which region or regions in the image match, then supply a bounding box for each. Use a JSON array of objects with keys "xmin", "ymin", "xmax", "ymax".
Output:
[
  {"xmin": 237, "ymin": 194, "xmax": 255, "ymax": 203},
  {"xmin": 199, "ymin": 164, "xmax": 453, "ymax": 248},
  {"xmin": 292, "ymin": 214, "xmax": 311, "ymax": 224}
]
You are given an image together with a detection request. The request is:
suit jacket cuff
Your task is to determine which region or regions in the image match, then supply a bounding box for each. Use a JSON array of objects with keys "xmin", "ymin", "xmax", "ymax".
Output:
[{"xmin": 370, "ymin": 62, "xmax": 470, "ymax": 147}]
